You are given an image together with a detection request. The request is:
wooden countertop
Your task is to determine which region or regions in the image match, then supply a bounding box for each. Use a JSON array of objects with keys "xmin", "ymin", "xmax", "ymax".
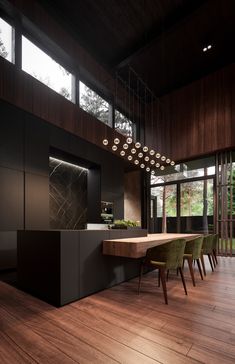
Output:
[{"xmin": 103, "ymin": 233, "xmax": 201, "ymax": 258}]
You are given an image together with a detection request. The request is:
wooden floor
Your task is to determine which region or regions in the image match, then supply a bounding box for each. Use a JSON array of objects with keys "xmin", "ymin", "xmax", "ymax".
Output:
[{"xmin": 0, "ymin": 257, "xmax": 235, "ymax": 364}]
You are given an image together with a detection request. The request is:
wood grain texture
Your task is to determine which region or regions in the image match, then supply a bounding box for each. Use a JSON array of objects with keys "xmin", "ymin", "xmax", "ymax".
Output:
[
  {"xmin": 146, "ymin": 63, "xmax": 235, "ymax": 162},
  {"xmin": 0, "ymin": 256, "xmax": 235, "ymax": 363},
  {"xmin": 103, "ymin": 233, "xmax": 200, "ymax": 258}
]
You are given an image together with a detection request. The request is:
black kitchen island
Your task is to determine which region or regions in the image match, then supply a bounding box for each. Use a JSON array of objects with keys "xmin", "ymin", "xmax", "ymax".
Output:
[{"xmin": 17, "ymin": 228, "xmax": 147, "ymax": 306}]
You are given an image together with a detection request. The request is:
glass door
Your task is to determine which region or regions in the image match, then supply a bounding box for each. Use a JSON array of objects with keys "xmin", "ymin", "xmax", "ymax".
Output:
[
  {"xmin": 180, "ymin": 179, "xmax": 214, "ymax": 233},
  {"xmin": 150, "ymin": 184, "xmax": 177, "ymax": 233}
]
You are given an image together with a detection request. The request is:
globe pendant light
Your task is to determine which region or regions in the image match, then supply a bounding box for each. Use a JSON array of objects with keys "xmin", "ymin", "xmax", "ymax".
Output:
[
  {"xmin": 126, "ymin": 137, "xmax": 132, "ymax": 144},
  {"xmin": 114, "ymin": 138, "xmax": 120, "ymax": 145}
]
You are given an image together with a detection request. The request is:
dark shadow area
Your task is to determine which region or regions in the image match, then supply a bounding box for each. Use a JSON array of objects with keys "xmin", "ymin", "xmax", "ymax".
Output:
[{"xmin": 0, "ymin": 269, "xmax": 17, "ymax": 287}]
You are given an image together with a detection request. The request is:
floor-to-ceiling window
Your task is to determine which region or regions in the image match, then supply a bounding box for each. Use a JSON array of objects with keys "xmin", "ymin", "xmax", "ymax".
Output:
[{"xmin": 150, "ymin": 156, "xmax": 215, "ymax": 234}]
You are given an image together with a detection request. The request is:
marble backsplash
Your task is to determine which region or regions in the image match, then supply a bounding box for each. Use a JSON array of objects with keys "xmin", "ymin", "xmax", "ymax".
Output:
[{"xmin": 49, "ymin": 157, "xmax": 87, "ymax": 229}]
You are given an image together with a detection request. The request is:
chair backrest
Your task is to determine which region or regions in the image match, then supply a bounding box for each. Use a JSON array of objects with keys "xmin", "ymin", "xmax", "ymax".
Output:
[
  {"xmin": 146, "ymin": 238, "xmax": 186, "ymax": 270},
  {"xmin": 184, "ymin": 236, "xmax": 203, "ymax": 259},
  {"xmin": 202, "ymin": 234, "xmax": 214, "ymax": 254},
  {"xmin": 212, "ymin": 234, "xmax": 219, "ymax": 250}
]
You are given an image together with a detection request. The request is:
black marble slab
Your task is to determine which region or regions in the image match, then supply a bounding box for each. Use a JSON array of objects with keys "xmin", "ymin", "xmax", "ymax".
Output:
[{"xmin": 49, "ymin": 158, "xmax": 87, "ymax": 229}]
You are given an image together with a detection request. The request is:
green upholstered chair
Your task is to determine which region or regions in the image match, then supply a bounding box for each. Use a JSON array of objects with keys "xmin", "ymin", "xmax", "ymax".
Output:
[
  {"xmin": 201, "ymin": 234, "xmax": 214, "ymax": 275},
  {"xmin": 138, "ymin": 239, "xmax": 187, "ymax": 304},
  {"xmin": 183, "ymin": 236, "xmax": 204, "ymax": 286}
]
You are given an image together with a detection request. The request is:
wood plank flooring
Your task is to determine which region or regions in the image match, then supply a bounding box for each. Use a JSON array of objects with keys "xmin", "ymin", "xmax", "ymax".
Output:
[{"xmin": 0, "ymin": 257, "xmax": 235, "ymax": 363}]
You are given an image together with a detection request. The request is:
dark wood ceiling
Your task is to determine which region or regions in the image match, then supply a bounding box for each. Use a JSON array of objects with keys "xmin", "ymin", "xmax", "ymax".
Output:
[{"xmin": 39, "ymin": 0, "xmax": 235, "ymax": 96}]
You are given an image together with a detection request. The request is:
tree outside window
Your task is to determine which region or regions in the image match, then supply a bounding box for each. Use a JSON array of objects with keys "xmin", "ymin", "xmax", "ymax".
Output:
[
  {"xmin": 79, "ymin": 82, "xmax": 111, "ymax": 126},
  {"xmin": 22, "ymin": 36, "xmax": 73, "ymax": 101},
  {"xmin": 0, "ymin": 17, "xmax": 13, "ymax": 62},
  {"xmin": 115, "ymin": 110, "xmax": 135, "ymax": 138}
]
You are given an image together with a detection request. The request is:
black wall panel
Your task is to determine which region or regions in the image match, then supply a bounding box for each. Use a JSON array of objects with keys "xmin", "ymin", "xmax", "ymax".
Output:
[
  {"xmin": 0, "ymin": 166, "xmax": 24, "ymax": 230},
  {"xmin": 50, "ymin": 124, "xmax": 70, "ymax": 152},
  {"xmin": 25, "ymin": 114, "xmax": 49, "ymax": 177},
  {"xmin": 0, "ymin": 100, "xmax": 24, "ymax": 171},
  {"xmin": 87, "ymin": 167, "xmax": 101, "ymax": 223},
  {"xmin": 0, "ymin": 232, "xmax": 17, "ymax": 270},
  {"xmin": 0, "ymin": 98, "xmax": 125, "ymax": 269},
  {"xmin": 69, "ymin": 134, "xmax": 89, "ymax": 162},
  {"xmin": 25, "ymin": 173, "xmax": 49, "ymax": 230}
]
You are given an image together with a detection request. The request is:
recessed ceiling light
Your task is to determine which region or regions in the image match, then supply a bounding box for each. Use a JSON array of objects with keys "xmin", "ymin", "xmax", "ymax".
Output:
[{"xmin": 203, "ymin": 44, "xmax": 212, "ymax": 52}]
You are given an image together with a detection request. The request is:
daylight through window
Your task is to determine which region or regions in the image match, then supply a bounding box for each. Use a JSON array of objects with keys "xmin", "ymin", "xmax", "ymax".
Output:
[
  {"xmin": 0, "ymin": 17, "xmax": 13, "ymax": 63},
  {"xmin": 115, "ymin": 110, "xmax": 136, "ymax": 139},
  {"xmin": 22, "ymin": 36, "xmax": 74, "ymax": 101},
  {"xmin": 79, "ymin": 81, "xmax": 111, "ymax": 126}
]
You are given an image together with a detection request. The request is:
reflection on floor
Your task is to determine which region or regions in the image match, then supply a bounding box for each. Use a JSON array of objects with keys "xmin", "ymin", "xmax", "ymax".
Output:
[{"xmin": 0, "ymin": 257, "xmax": 235, "ymax": 363}]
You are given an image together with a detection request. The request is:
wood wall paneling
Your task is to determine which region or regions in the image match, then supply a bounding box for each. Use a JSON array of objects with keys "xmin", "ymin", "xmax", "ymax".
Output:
[
  {"xmin": 146, "ymin": 64, "xmax": 235, "ymax": 162},
  {"xmin": 124, "ymin": 170, "xmax": 142, "ymax": 223}
]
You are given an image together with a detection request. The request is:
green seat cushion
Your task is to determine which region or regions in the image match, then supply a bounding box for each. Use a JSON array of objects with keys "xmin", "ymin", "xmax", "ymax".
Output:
[
  {"xmin": 150, "ymin": 260, "xmax": 166, "ymax": 267},
  {"xmin": 183, "ymin": 253, "xmax": 193, "ymax": 258}
]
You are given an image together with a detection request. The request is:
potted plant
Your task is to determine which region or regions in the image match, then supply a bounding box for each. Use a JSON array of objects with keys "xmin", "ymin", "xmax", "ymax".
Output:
[{"xmin": 111, "ymin": 219, "xmax": 140, "ymax": 229}]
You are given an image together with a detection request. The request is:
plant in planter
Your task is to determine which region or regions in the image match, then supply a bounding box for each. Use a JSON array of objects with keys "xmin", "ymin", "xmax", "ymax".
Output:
[{"xmin": 111, "ymin": 219, "xmax": 140, "ymax": 229}]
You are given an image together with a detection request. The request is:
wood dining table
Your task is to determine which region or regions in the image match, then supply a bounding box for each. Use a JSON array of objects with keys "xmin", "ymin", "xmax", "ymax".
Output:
[{"xmin": 103, "ymin": 233, "xmax": 201, "ymax": 258}]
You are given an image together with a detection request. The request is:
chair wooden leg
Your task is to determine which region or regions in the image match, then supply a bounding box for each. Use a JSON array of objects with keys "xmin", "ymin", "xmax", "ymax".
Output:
[
  {"xmin": 138, "ymin": 264, "xmax": 144, "ymax": 294},
  {"xmin": 187, "ymin": 257, "xmax": 196, "ymax": 286},
  {"xmin": 213, "ymin": 249, "xmax": 218, "ymax": 264},
  {"xmin": 208, "ymin": 254, "xmax": 214, "ymax": 271},
  {"xmin": 158, "ymin": 269, "xmax": 160, "ymax": 287},
  {"xmin": 196, "ymin": 259, "xmax": 203, "ymax": 280},
  {"xmin": 159, "ymin": 267, "xmax": 168, "ymax": 304},
  {"xmin": 178, "ymin": 267, "xmax": 187, "ymax": 295},
  {"xmin": 200, "ymin": 252, "xmax": 206, "ymax": 276},
  {"xmin": 211, "ymin": 253, "xmax": 216, "ymax": 268},
  {"xmin": 166, "ymin": 269, "xmax": 169, "ymax": 281}
]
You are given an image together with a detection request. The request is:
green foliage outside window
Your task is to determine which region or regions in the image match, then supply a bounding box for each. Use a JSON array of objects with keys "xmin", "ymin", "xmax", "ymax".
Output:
[
  {"xmin": 80, "ymin": 83, "xmax": 110, "ymax": 125},
  {"xmin": 0, "ymin": 30, "xmax": 8, "ymax": 59}
]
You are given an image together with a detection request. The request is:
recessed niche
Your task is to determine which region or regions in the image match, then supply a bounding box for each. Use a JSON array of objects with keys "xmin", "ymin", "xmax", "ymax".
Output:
[{"xmin": 49, "ymin": 157, "xmax": 87, "ymax": 229}]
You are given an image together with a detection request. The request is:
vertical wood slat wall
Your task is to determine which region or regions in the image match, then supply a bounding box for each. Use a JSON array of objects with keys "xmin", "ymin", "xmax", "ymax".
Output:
[
  {"xmin": 216, "ymin": 151, "xmax": 234, "ymax": 256},
  {"xmin": 145, "ymin": 64, "xmax": 235, "ymax": 162}
]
